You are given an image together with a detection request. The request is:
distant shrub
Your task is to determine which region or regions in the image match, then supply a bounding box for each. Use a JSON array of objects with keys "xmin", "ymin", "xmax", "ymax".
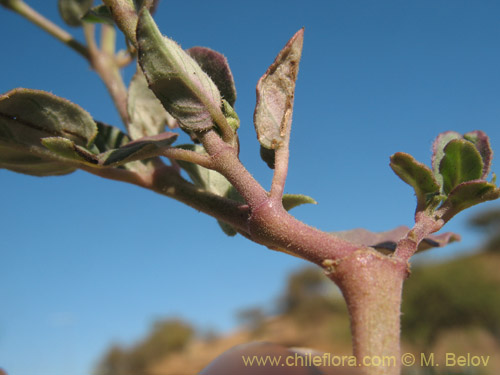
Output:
[{"xmin": 95, "ymin": 318, "xmax": 194, "ymax": 375}]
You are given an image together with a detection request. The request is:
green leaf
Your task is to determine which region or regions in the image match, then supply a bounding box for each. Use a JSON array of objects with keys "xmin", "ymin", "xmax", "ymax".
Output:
[
  {"xmin": 221, "ymin": 100, "xmax": 239, "ymax": 132},
  {"xmin": 82, "ymin": 4, "xmax": 114, "ymax": 25},
  {"xmin": 464, "ymin": 130, "xmax": 492, "ymax": 179},
  {"xmin": 91, "ymin": 121, "xmax": 161, "ymax": 173},
  {"xmin": 282, "ymin": 194, "xmax": 317, "ymax": 211},
  {"xmin": 440, "ymin": 180, "xmax": 500, "ymax": 222},
  {"xmin": 127, "ymin": 69, "xmax": 171, "ymax": 140},
  {"xmin": 254, "ymin": 28, "xmax": 303, "ymax": 150},
  {"xmin": 390, "ymin": 152, "xmax": 441, "ymax": 210},
  {"xmin": 217, "ymin": 221, "xmax": 238, "ymax": 236},
  {"xmin": 260, "ymin": 146, "xmax": 275, "ymax": 169},
  {"xmin": 101, "ymin": 132, "xmax": 177, "ymax": 166},
  {"xmin": 93, "ymin": 121, "xmax": 130, "ymax": 152},
  {"xmin": 0, "ymin": 142, "xmax": 76, "ymax": 176},
  {"xmin": 43, "ymin": 132, "xmax": 178, "ymax": 168},
  {"xmin": 431, "ymin": 131, "xmax": 462, "ymax": 186},
  {"xmin": 58, "ymin": 0, "xmax": 94, "ymax": 27},
  {"xmin": 439, "ymin": 139, "xmax": 483, "ymax": 195},
  {"xmin": 0, "ymin": 88, "xmax": 97, "ymax": 176},
  {"xmin": 42, "ymin": 137, "xmax": 96, "ymax": 165},
  {"xmin": 137, "ymin": 10, "xmax": 224, "ymax": 132},
  {"xmin": 187, "ymin": 47, "xmax": 237, "ymax": 106},
  {"xmin": 0, "ymin": 88, "xmax": 97, "ymax": 146}
]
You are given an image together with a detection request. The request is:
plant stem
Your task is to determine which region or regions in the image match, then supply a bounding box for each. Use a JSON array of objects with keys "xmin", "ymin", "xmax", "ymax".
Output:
[
  {"xmin": 147, "ymin": 165, "xmax": 251, "ymax": 232},
  {"xmin": 270, "ymin": 140, "xmax": 290, "ymax": 202},
  {"xmin": 198, "ymin": 130, "xmax": 360, "ymax": 261},
  {"xmin": 160, "ymin": 147, "xmax": 213, "ymax": 169},
  {"xmin": 100, "ymin": 23, "xmax": 116, "ymax": 56},
  {"xmin": 83, "ymin": 24, "xmax": 130, "ymax": 129},
  {"xmin": 199, "ymin": 130, "xmax": 269, "ymax": 208},
  {"xmin": 394, "ymin": 212, "xmax": 444, "ymax": 262},
  {"xmin": 4, "ymin": 0, "xmax": 90, "ymax": 60},
  {"xmin": 102, "ymin": 0, "xmax": 138, "ymax": 46},
  {"xmin": 83, "ymin": 163, "xmax": 251, "ymax": 233},
  {"xmin": 328, "ymin": 248, "xmax": 407, "ymax": 375}
]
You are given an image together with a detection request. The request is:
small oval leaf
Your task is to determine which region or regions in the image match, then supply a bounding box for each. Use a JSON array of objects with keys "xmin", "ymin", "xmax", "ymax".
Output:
[
  {"xmin": 82, "ymin": 4, "xmax": 114, "ymax": 25},
  {"xmin": 0, "ymin": 88, "xmax": 97, "ymax": 176},
  {"xmin": 0, "ymin": 143, "xmax": 76, "ymax": 176},
  {"xmin": 42, "ymin": 132, "xmax": 178, "ymax": 168},
  {"xmin": 431, "ymin": 131, "xmax": 462, "ymax": 184},
  {"xmin": 390, "ymin": 152, "xmax": 441, "ymax": 210},
  {"xmin": 58, "ymin": 0, "xmax": 94, "ymax": 27},
  {"xmin": 187, "ymin": 46, "xmax": 237, "ymax": 106},
  {"xmin": 100, "ymin": 132, "xmax": 178, "ymax": 166},
  {"xmin": 221, "ymin": 99, "xmax": 239, "ymax": 132},
  {"xmin": 439, "ymin": 139, "xmax": 483, "ymax": 195},
  {"xmin": 441, "ymin": 180, "xmax": 500, "ymax": 222},
  {"xmin": 464, "ymin": 130, "xmax": 493, "ymax": 179},
  {"xmin": 254, "ymin": 29, "xmax": 303, "ymax": 150},
  {"xmin": 282, "ymin": 194, "xmax": 317, "ymax": 211},
  {"xmin": 260, "ymin": 146, "xmax": 275, "ymax": 169},
  {"xmin": 42, "ymin": 136, "xmax": 96, "ymax": 164},
  {"xmin": 0, "ymin": 88, "xmax": 97, "ymax": 147},
  {"xmin": 127, "ymin": 68, "xmax": 170, "ymax": 140},
  {"xmin": 137, "ymin": 10, "xmax": 225, "ymax": 132}
]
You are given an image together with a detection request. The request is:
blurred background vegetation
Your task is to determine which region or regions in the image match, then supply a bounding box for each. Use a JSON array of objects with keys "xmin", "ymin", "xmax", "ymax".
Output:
[{"xmin": 94, "ymin": 207, "xmax": 500, "ymax": 375}]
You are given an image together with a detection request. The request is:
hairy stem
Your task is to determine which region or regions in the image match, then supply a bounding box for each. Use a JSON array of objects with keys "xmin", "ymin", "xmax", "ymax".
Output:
[
  {"xmin": 199, "ymin": 130, "xmax": 269, "ymax": 208},
  {"xmin": 247, "ymin": 201, "xmax": 360, "ymax": 263},
  {"xmin": 328, "ymin": 249, "xmax": 407, "ymax": 375},
  {"xmin": 3, "ymin": 0, "xmax": 89, "ymax": 59},
  {"xmin": 102, "ymin": 0, "xmax": 138, "ymax": 46},
  {"xmin": 394, "ymin": 212, "xmax": 444, "ymax": 262},
  {"xmin": 198, "ymin": 130, "xmax": 359, "ymax": 261},
  {"xmin": 160, "ymin": 147, "xmax": 213, "ymax": 169}
]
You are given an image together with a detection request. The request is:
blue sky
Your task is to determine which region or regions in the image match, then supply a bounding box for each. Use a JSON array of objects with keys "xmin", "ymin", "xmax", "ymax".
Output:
[{"xmin": 2, "ymin": 1, "xmax": 500, "ymax": 374}]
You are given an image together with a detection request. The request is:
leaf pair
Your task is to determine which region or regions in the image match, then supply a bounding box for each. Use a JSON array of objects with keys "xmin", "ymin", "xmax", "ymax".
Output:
[
  {"xmin": 0, "ymin": 88, "xmax": 177, "ymax": 176},
  {"xmin": 0, "ymin": 88, "xmax": 96, "ymax": 176},
  {"xmin": 390, "ymin": 131, "xmax": 500, "ymax": 221},
  {"xmin": 136, "ymin": 10, "xmax": 237, "ymax": 141}
]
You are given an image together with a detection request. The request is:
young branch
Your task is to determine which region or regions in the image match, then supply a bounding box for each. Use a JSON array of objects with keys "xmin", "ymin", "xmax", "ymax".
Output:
[
  {"xmin": 83, "ymin": 162, "xmax": 251, "ymax": 233},
  {"xmin": 394, "ymin": 212, "xmax": 444, "ymax": 263},
  {"xmin": 83, "ymin": 24, "xmax": 131, "ymax": 129},
  {"xmin": 2, "ymin": 0, "xmax": 90, "ymax": 60},
  {"xmin": 160, "ymin": 147, "xmax": 213, "ymax": 169},
  {"xmin": 197, "ymin": 130, "xmax": 360, "ymax": 262},
  {"xmin": 199, "ymin": 130, "xmax": 269, "ymax": 208},
  {"xmin": 102, "ymin": 0, "xmax": 138, "ymax": 46},
  {"xmin": 145, "ymin": 165, "xmax": 251, "ymax": 233}
]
